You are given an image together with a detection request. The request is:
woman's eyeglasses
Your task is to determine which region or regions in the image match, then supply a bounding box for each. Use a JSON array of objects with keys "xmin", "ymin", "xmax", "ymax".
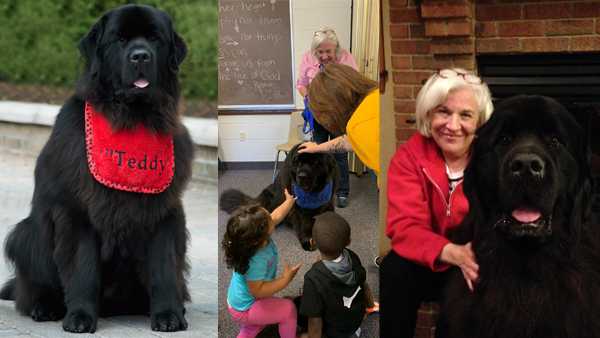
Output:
[
  {"xmin": 314, "ymin": 29, "xmax": 335, "ymax": 37},
  {"xmin": 436, "ymin": 69, "xmax": 481, "ymax": 84}
]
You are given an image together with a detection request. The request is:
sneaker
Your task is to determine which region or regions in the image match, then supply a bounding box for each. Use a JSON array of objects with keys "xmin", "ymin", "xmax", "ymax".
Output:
[
  {"xmin": 336, "ymin": 195, "xmax": 348, "ymax": 208},
  {"xmin": 374, "ymin": 255, "xmax": 383, "ymax": 268},
  {"xmin": 365, "ymin": 301, "xmax": 379, "ymax": 315}
]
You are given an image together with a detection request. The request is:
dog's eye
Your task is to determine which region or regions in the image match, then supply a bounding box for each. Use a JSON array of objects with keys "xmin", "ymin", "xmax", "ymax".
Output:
[
  {"xmin": 499, "ymin": 135, "xmax": 512, "ymax": 146},
  {"xmin": 148, "ymin": 34, "xmax": 159, "ymax": 42},
  {"xmin": 549, "ymin": 136, "xmax": 561, "ymax": 148}
]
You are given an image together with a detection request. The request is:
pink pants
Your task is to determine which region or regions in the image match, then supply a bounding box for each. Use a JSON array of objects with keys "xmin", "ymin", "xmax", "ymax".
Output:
[{"xmin": 228, "ymin": 297, "xmax": 297, "ymax": 338}]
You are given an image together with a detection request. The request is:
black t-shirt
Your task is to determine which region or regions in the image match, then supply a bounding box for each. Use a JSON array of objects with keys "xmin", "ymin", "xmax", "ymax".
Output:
[{"xmin": 299, "ymin": 248, "xmax": 367, "ymax": 338}]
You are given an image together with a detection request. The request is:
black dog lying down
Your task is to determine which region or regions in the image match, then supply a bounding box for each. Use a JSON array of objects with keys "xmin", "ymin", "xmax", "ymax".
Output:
[
  {"xmin": 0, "ymin": 5, "xmax": 192, "ymax": 333},
  {"xmin": 220, "ymin": 143, "xmax": 338, "ymax": 250},
  {"xmin": 438, "ymin": 95, "xmax": 600, "ymax": 338}
]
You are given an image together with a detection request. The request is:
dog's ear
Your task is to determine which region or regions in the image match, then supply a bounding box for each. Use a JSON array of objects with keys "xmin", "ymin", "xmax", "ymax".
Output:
[
  {"xmin": 79, "ymin": 15, "xmax": 106, "ymax": 64},
  {"xmin": 561, "ymin": 105, "xmax": 593, "ymax": 229},
  {"xmin": 169, "ymin": 31, "xmax": 187, "ymax": 72}
]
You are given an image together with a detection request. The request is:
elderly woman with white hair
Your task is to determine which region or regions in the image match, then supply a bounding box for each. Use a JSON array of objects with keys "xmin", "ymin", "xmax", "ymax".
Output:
[
  {"xmin": 297, "ymin": 27, "xmax": 358, "ymax": 208},
  {"xmin": 379, "ymin": 69, "xmax": 494, "ymax": 338}
]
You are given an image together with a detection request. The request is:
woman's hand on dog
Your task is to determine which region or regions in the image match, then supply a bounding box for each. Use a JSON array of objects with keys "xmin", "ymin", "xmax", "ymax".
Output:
[
  {"xmin": 298, "ymin": 142, "xmax": 320, "ymax": 154},
  {"xmin": 440, "ymin": 242, "xmax": 479, "ymax": 292}
]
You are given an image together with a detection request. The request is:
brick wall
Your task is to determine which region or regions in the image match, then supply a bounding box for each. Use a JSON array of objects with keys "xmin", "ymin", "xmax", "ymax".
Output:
[{"xmin": 389, "ymin": 0, "xmax": 600, "ymax": 145}]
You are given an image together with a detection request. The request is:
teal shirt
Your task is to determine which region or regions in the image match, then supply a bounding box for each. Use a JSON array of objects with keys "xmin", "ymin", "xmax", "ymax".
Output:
[{"xmin": 227, "ymin": 238, "xmax": 278, "ymax": 311}]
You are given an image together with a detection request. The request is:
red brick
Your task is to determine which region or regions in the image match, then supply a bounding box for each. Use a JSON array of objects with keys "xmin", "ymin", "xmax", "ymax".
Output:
[
  {"xmin": 421, "ymin": 1, "xmax": 471, "ymax": 19},
  {"xmin": 524, "ymin": 3, "xmax": 573, "ymax": 19},
  {"xmin": 430, "ymin": 37, "xmax": 474, "ymax": 54},
  {"xmin": 416, "ymin": 308, "xmax": 439, "ymax": 327},
  {"xmin": 390, "ymin": 8, "xmax": 421, "ymax": 23},
  {"xmin": 394, "ymin": 86, "xmax": 414, "ymax": 99},
  {"xmin": 597, "ymin": 20, "xmax": 600, "ymax": 34},
  {"xmin": 391, "ymin": 55, "xmax": 411, "ymax": 69},
  {"xmin": 412, "ymin": 55, "xmax": 434, "ymax": 69},
  {"xmin": 476, "ymin": 5, "xmax": 522, "ymax": 21},
  {"xmin": 521, "ymin": 37, "xmax": 570, "ymax": 52},
  {"xmin": 476, "ymin": 38, "xmax": 521, "ymax": 53},
  {"xmin": 498, "ymin": 20, "xmax": 544, "ymax": 37},
  {"xmin": 448, "ymin": 19, "xmax": 472, "ymax": 36},
  {"xmin": 425, "ymin": 19, "xmax": 472, "ymax": 37},
  {"xmin": 574, "ymin": 2, "xmax": 600, "ymax": 18},
  {"xmin": 452, "ymin": 55, "xmax": 475, "ymax": 70},
  {"xmin": 546, "ymin": 19, "xmax": 594, "ymax": 36},
  {"xmin": 395, "ymin": 113, "xmax": 416, "ymax": 128},
  {"xmin": 391, "ymin": 40, "xmax": 430, "ymax": 54},
  {"xmin": 414, "ymin": 326, "xmax": 435, "ymax": 338},
  {"xmin": 394, "ymin": 99, "xmax": 416, "ymax": 114},
  {"xmin": 410, "ymin": 24, "xmax": 426, "ymax": 38},
  {"xmin": 413, "ymin": 85, "xmax": 424, "ymax": 96},
  {"xmin": 571, "ymin": 36, "xmax": 600, "ymax": 52},
  {"xmin": 425, "ymin": 20, "xmax": 447, "ymax": 37},
  {"xmin": 389, "ymin": 0, "xmax": 408, "ymax": 8},
  {"xmin": 392, "ymin": 71, "xmax": 432, "ymax": 84},
  {"xmin": 475, "ymin": 22, "xmax": 497, "ymax": 37},
  {"xmin": 431, "ymin": 55, "xmax": 455, "ymax": 69},
  {"xmin": 390, "ymin": 24, "xmax": 409, "ymax": 39},
  {"xmin": 396, "ymin": 128, "xmax": 417, "ymax": 143}
]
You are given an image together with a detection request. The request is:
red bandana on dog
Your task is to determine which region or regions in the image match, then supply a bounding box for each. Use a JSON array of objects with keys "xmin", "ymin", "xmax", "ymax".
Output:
[{"xmin": 84, "ymin": 102, "xmax": 174, "ymax": 194}]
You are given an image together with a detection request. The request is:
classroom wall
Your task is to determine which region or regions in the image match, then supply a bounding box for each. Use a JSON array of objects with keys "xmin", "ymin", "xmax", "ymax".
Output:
[
  {"xmin": 219, "ymin": 0, "xmax": 353, "ymax": 162},
  {"xmin": 379, "ymin": 0, "xmax": 395, "ymax": 256}
]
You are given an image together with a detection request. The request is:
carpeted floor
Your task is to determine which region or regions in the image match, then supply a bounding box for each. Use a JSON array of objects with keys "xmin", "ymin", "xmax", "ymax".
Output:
[{"xmin": 218, "ymin": 168, "xmax": 380, "ymax": 337}]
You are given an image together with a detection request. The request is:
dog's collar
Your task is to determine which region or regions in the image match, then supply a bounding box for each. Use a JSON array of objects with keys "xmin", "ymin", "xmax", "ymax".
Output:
[
  {"xmin": 292, "ymin": 181, "xmax": 333, "ymax": 209},
  {"xmin": 84, "ymin": 101, "xmax": 175, "ymax": 194}
]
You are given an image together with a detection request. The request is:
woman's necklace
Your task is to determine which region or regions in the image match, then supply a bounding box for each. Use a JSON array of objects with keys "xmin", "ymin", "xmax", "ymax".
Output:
[{"xmin": 445, "ymin": 161, "xmax": 465, "ymax": 193}]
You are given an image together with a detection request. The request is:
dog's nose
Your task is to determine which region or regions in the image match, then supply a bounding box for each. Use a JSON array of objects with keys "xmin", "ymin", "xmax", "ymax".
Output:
[
  {"xmin": 129, "ymin": 48, "xmax": 151, "ymax": 63},
  {"xmin": 510, "ymin": 153, "xmax": 545, "ymax": 178}
]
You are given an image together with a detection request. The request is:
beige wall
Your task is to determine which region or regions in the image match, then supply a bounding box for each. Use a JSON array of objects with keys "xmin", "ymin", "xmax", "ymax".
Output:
[{"xmin": 378, "ymin": 0, "xmax": 395, "ymax": 256}]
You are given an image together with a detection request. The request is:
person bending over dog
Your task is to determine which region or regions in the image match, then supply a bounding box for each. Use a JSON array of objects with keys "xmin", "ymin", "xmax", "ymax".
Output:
[{"xmin": 299, "ymin": 64, "xmax": 379, "ymax": 180}]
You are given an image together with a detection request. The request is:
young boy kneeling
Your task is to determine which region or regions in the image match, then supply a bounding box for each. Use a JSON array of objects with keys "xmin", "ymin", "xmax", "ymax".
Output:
[{"xmin": 298, "ymin": 212, "xmax": 376, "ymax": 338}]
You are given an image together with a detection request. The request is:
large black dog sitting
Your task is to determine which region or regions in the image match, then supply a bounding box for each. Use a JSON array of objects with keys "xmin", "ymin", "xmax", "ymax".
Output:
[
  {"xmin": 438, "ymin": 95, "xmax": 600, "ymax": 338},
  {"xmin": 220, "ymin": 143, "xmax": 338, "ymax": 251},
  {"xmin": 0, "ymin": 5, "xmax": 193, "ymax": 333}
]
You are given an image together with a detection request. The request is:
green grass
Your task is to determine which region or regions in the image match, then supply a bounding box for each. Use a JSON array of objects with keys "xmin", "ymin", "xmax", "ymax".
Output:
[{"xmin": 0, "ymin": 0, "xmax": 216, "ymax": 100}]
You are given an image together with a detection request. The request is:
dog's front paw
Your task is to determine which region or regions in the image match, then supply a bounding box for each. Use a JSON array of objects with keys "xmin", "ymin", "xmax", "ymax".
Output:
[
  {"xmin": 31, "ymin": 301, "xmax": 66, "ymax": 321},
  {"xmin": 62, "ymin": 309, "xmax": 97, "ymax": 333},
  {"xmin": 151, "ymin": 309, "xmax": 188, "ymax": 331}
]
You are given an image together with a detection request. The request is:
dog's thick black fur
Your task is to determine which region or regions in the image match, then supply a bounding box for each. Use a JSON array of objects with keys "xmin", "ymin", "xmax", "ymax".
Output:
[
  {"xmin": 438, "ymin": 95, "xmax": 600, "ymax": 338},
  {"xmin": 0, "ymin": 5, "xmax": 193, "ymax": 333},
  {"xmin": 220, "ymin": 144, "xmax": 338, "ymax": 251}
]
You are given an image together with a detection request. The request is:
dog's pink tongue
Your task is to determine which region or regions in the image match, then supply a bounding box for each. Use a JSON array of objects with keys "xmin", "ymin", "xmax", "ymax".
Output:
[
  {"xmin": 134, "ymin": 79, "xmax": 149, "ymax": 88},
  {"xmin": 512, "ymin": 208, "xmax": 542, "ymax": 223}
]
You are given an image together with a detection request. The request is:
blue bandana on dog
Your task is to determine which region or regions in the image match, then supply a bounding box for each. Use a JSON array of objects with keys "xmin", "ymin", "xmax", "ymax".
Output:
[{"xmin": 292, "ymin": 181, "xmax": 333, "ymax": 209}]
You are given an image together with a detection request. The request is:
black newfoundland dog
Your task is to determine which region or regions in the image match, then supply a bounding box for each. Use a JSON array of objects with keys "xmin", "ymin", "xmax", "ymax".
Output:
[
  {"xmin": 0, "ymin": 5, "xmax": 193, "ymax": 333},
  {"xmin": 438, "ymin": 95, "xmax": 600, "ymax": 338},
  {"xmin": 220, "ymin": 143, "xmax": 338, "ymax": 251}
]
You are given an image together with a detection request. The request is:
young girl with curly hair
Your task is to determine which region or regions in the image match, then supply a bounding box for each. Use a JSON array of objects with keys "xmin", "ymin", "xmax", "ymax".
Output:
[{"xmin": 223, "ymin": 189, "xmax": 301, "ymax": 338}]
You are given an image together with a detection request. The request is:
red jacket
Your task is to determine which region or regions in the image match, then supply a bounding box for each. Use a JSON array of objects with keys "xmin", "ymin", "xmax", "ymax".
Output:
[{"xmin": 386, "ymin": 133, "xmax": 469, "ymax": 271}]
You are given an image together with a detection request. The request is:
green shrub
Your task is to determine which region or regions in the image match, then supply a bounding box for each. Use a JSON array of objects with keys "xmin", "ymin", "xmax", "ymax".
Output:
[{"xmin": 0, "ymin": 0, "xmax": 216, "ymax": 100}]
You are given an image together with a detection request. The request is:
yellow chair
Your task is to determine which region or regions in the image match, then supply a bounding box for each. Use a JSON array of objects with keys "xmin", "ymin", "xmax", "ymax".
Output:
[{"xmin": 273, "ymin": 111, "xmax": 305, "ymax": 181}]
